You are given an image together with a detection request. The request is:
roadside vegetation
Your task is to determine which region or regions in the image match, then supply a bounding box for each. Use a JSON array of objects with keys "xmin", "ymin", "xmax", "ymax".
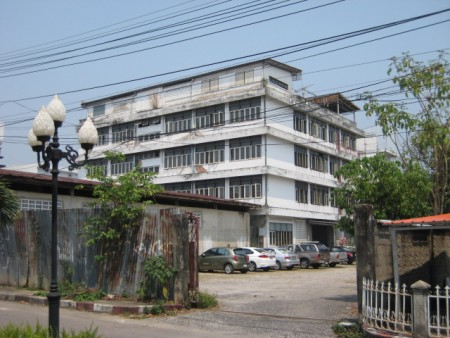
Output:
[
  {"xmin": 0, "ymin": 322, "xmax": 102, "ymax": 338},
  {"xmin": 335, "ymin": 52, "xmax": 450, "ymax": 234}
]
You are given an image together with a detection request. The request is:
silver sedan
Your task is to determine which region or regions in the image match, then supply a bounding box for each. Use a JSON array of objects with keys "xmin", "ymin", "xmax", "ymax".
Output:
[{"xmin": 264, "ymin": 247, "xmax": 300, "ymax": 270}]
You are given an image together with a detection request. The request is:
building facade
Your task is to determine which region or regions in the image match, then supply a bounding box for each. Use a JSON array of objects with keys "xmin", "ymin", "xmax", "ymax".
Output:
[{"xmin": 80, "ymin": 58, "xmax": 365, "ymax": 248}]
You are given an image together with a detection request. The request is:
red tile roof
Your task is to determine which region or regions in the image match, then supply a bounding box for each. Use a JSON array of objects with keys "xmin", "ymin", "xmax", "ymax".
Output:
[{"xmin": 384, "ymin": 213, "xmax": 450, "ymax": 225}]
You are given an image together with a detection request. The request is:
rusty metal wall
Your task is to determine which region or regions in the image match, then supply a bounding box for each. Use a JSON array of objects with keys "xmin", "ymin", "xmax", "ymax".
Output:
[{"xmin": 0, "ymin": 208, "xmax": 191, "ymax": 303}]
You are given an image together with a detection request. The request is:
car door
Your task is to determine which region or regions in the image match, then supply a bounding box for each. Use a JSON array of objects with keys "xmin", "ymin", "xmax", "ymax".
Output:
[{"xmin": 199, "ymin": 248, "xmax": 218, "ymax": 270}]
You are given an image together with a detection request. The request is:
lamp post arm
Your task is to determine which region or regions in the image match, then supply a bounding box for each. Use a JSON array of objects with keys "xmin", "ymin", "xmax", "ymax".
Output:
[{"xmin": 64, "ymin": 145, "xmax": 90, "ymax": 170}]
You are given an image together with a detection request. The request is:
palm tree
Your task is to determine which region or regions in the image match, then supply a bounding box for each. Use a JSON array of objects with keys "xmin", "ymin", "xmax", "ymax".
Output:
[{"xmin": 0, "ymin": 180, "xmax": 19, "ymax": 226}]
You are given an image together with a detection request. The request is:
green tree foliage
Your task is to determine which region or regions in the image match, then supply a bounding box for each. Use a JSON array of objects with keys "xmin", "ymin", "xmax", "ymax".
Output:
[
  {"xmin": 363, "ymin": 52, "xmax": 450, "ymax": 214},
  {"xmin": 334, "ymin": 154, "xmax": 431, "ymax": 234},
  {"xmin": 81, "ymin": 151, "xmax": 163, "ymax": 261},
  {"xmin": 0, "ymin": 179, "xmax": 20, "ymax": 228}
]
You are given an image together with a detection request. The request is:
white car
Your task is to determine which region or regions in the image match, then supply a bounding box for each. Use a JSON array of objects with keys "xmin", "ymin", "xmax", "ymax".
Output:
[{"xmin": 234, "ymin": 247, "xmax": 277, "ymax": 272}]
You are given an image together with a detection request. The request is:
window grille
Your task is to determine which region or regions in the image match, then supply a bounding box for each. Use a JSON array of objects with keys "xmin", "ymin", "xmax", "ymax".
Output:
[
  {"xmin": 21, "ymin": 199, "xmax": 62, "ymax": 210},
  {"xmin": 195, "ymin": 149, "xmax": 224, "ymax": 165},
  {"xmin": 294, "ymin": 111, "xmax": 307, "ymax": 133},
  {"xmin": 295, "ymin": 181, "xmax": 308, "ymax": 203},
  {"xmin": 294, "ymin": 145, "xmax": 308, "ymax": 168},
  {"xmin": 310, "ymin": 150, "xmax": 328, "ymax": 173},
  {"xmin": 310, "ymin": 184, "xmax": 329, "ymax": 206},
  {"xmin": 111, "ymin": 161, "xmax": 132, "ymax": 175}
]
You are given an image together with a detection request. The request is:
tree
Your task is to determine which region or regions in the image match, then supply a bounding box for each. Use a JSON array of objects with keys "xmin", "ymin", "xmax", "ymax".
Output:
[
  {"xmin": 334, "ymin": 154, "xmax": 431, "ymax": 234},
  {"xmin": 363, "ymin": 52, "xmax": 450, "ymax": 214},
  {"xmin": 0, "ymin": 179, "xmax": 19, "ymax": 227},
  {"xmin": 80, "ymin": 151, "xmax": 163, "ymax": 262}
]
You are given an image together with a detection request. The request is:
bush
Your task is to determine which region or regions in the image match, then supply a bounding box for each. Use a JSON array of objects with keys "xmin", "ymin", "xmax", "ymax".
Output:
[
  {"xmin": 0, "ymin": 322, "xmax": 102, "ymax": 338},
  {"xmin": 197, "ymin": 291, "xmax": 218, "ymax": 309}
]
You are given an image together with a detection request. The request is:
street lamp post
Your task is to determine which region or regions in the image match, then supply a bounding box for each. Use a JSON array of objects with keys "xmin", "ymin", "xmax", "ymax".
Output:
[{"xmin": 28, "ymin": 95, "xmax": 98, "ymax": 337}]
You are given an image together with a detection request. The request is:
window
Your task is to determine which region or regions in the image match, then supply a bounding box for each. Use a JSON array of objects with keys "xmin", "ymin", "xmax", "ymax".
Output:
[
  {"xmin": 229, "ymin": 176, "xmax": 262, "ymax": 199},
  {"xmin": 21, "ymin": 198, "xmax": 62, "ymax": 210},
  {"xmin": 96, "ymin": 127, "xmax": 109, "ymax": 146},
  {"xmin": 329, "ymin": 156, "xmax": 340, "ymax": 175},
  {"xmin": 330, "ymin": 188, "xmax": 337, "ymax": 207},
  {"xmin": 269, "ymin": 76, "xmax": 288, "ymax": 90},
  {"xmin": 165, "ymin": 111, "xmax": 192, "ymax": 133},
  {"xmin": 341, "ymin": 131, "xmax": 356, "ymax": 150},
  {"xmin": 138, "ymin": 117, "xmax": 160, "ymax": 127},
  {"xmin": 328, "ymin": 125, "xmax": 339, "ymax": 145},
  {"xmin": 269, "ymin": 222, "xmax": 293, "ymax": 246},
  {"xmin": 235, "ymin": 69, "xmax": 254, "ymax": 85},
  {"xmin": 201, "ymin": 77, "xmax": 219, "ymax": 93},
  {"xmin": 310, "ymin": 150, "xmax": 328, "ymax": 173},
  {"xmin": 136, "ymin": 150, "xmax": 160, "ymax": 161},
  {"xmin": 309, "ymin": 118, "xmax": 327, "ymax": 141},
  {"xmin": 93, "ymin": 104, "xmax": 105, "ymax": 117},
  {"xmin": 294, "ymin": 145, "xmax": 308, "ymax": 168},
  {"xmin": 138, "ymin": 132, "xmax": 160, "ymax": 142},
  {"xmin": 112, "ymin": 123, "xmax": 135, "ymax": 144},
  {"xmin": 195, "ymin": 104, "xmax": 225, "ymax": 129},
  {"xmin": 229, "ymin": 97, "xmax": 262, "ymax": 123},
  {"xmin": 294, "ymin": 111, "xmax": 307, "ymax": 133},
  {"xmin": 164, "ymin": 146, "xmax": 192, "ymax": 169},
  {"xmin": 164, "ymin": 182, "xmax": 192, "ymax": 193},
  {"xmin": 295, "ymin": 181, "xmax": 308, "ymax": 204},
  {"xmin": 86, "ymin": 159, "xmax": 108, "ymax": 176},
  {"xmin": 140, "ymin": 166, "xmax": 159, "ymax": 173},
  {"xmin": 195, "ymin": 142, "xmax": 225, "ymax": 165},
  {"xmin": 195, "ymin": 179, "xmax": 225, "ymax": 198},
  {"xmin": 310, "ymin": 184, "xmax": 329, "ymax": 206},
  {"xmin": 230, "ymin": 136, "xmax": 262, "ymax": 161},
  {"xmin": 111, "ymin": 161, "xmax": 132, "ymax": 175}
]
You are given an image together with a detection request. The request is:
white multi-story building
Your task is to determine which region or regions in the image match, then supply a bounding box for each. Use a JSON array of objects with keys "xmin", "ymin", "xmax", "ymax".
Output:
[{"xmin": 79, "ymin": 58, "xmax": 364, "ymax": 247}]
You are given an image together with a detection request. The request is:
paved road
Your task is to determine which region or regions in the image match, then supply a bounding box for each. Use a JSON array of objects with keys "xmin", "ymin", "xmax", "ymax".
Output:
[{"xmin": 0, "ymin": 264, "xmax": 357, "ymax": 337}]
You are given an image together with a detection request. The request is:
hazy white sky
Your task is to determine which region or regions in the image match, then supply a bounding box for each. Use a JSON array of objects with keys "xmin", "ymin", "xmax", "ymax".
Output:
[{"xmin": 0, "ymin": 0, "xmax": 448, "ymax": 167}]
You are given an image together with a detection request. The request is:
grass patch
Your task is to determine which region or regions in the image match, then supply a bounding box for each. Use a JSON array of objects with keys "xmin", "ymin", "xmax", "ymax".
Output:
[
  {"xmin": 197, "ymin": 291, "xmax": 218, "ymax": 309},
  {"xmin": 0, "ymin": 322, "xmax": 102, "ymax": 337},
  {"xmin": 332, "ymin": 321, "xmax": 364, "ymax": 338}
]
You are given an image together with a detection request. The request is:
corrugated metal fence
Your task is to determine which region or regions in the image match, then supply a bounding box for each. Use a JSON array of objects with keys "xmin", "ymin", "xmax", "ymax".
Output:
[{"xmin": 0, "ymin": 208, "xmax": 191, "ymax": 303}]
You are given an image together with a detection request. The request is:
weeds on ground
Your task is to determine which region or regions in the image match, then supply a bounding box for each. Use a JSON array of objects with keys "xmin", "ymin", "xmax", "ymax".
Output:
[
  {"xmin": 32, "ymin": 281, "xmax": 106, "ymax": 302},
  {"xmin": 0, "ymin": 322, "xmax": 102, "ymax": 338},
  {"xmin": 332, "ymin": 321, "xmax": 364, "ymax": 338},
  {"xmin": 196, "ymin": 291, "xmax": 218, "ymax": 309}
]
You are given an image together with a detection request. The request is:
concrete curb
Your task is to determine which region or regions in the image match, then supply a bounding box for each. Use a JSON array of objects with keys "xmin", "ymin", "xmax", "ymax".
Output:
[{"xmin": 0, "ymin": 291, "xmax": 183, "ymax": 315}]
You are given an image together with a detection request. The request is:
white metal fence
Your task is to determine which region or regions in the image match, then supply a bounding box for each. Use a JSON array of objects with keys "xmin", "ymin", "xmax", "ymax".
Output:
[
  {"xmin": 362, "ymin": 278, "xmax": 450, "ymax": 337},
  {"xmin": 362, "ymin": 278, "xmax": 412, "ymax": 334}
]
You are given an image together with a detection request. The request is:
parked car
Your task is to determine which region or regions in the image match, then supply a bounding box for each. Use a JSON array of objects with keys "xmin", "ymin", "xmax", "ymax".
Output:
[
  {"xmin": 234, "ymin": 247, "xmax": 277, "ymax": 272},
  {"xmin": 330, "ymin": 246, "xmax": 348, "ymax": 266},
  {"xmin": 281, "ymin": 242, "xmax": 330, "ymax": 269},
  {"xmin": 263, "ymin": 247, "xmax": 300, "ymax": 270},
  {"xmin": 198, "ymin": 247, "xmax": 249, "ymax": 274},
  {"xmin": 342, "ymin": 246, "xmax": 356, "ymax": 264}
]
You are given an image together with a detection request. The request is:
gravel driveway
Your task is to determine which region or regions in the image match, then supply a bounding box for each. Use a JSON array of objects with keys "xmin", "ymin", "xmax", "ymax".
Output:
[
  {"xmin": 199, "ymin": 263, "xmax": 358, "ymax": 321},
  {"xmin": 155, "ymin": 263, "xmax": 358, "ymax": 338}
]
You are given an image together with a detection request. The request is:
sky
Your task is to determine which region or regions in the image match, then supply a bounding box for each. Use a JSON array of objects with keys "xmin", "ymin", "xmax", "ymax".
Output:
[{"xmin": 0, "ymin": 0, "xmax": 448, "ymax": 168}]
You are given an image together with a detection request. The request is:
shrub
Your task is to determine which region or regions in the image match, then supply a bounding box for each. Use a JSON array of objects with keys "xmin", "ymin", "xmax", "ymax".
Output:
[{"xmin": 197, "ymin": 291, "xmax": 218, "ymax": 309}]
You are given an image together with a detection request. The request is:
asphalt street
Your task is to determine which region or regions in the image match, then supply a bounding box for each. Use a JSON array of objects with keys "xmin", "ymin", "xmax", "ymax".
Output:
[{"xmin": 0, "ymin": 264, "xmax": 357, "ymax": 337}]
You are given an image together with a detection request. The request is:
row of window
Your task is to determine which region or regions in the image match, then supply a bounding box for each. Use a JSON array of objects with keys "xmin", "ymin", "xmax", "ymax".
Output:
[
  {"xmin": 20, "ymin": 199, "xmax": 62, "ymax": 211},
  {"xmin": 295, "ymin": 145, "xmax": 348, "ymax": 175},
  {"xmin": 295, "ymin": 181, "xmax": 336, "ymax": 207},
  {"xmin": 165, "ymin": 176, "xmax": 262, "ymax": 200},
  {"xmin": 294, "ymin": 111, "xmax": 357, "ymax": 150}
]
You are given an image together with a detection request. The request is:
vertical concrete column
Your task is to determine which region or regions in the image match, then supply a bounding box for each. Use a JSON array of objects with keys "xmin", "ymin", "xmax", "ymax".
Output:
[
  {"xmin": 354, "ymin": 204, "xmax": 375, "ymax": 315},
  {"xmin": 410, "ymin": 280, "xmax": 431, "ymax": 338}
]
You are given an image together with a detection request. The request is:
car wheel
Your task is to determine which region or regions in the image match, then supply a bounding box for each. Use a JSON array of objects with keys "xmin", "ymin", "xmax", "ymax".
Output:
[
  {"xmin": 249, "ymin": 261, "xmax": 257, "ymax": 272},
  {"xmin": 312, "ymin": 264, "xmax": 320, "ymax": 269},
  {"xmin": 300, "ymin": 258, "xmax": 310, "ymax": 269},
  {"xmin": 329, "ymin": 263, "xmax": 336, "ymax": 267},
  {"xmin": 274, "ymin": 261, "xmax": 281, "ymax": 270},
  {"xmin": 240, "ymin": 269, "xmax": 248, "ymax": 273},
  {"xmin": 224, "ymin": 263, "xmax": 234, "ymax": 274}
]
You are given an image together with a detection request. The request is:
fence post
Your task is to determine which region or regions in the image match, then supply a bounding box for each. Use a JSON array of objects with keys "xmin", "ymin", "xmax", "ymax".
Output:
[{"xmin": 410, "ymin": 280, "xmax": 431, "ymax": 338}]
